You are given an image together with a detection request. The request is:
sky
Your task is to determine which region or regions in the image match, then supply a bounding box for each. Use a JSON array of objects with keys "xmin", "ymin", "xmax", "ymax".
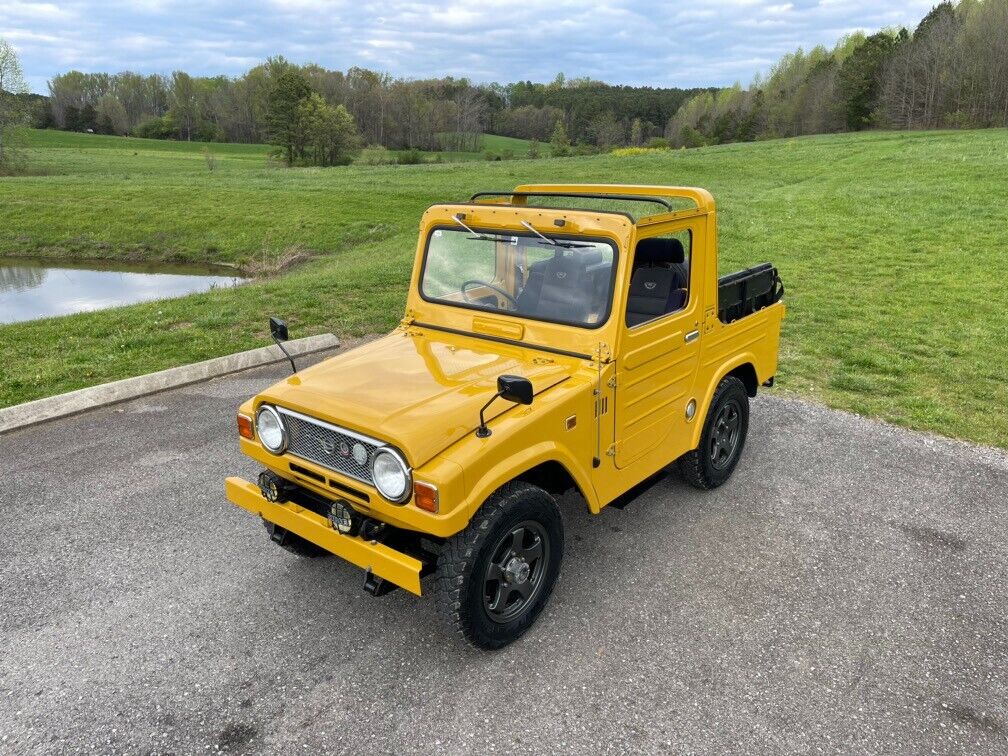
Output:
[{"xmin": 5, "ymin": 0, "xmax": 935, "ymax": 95}]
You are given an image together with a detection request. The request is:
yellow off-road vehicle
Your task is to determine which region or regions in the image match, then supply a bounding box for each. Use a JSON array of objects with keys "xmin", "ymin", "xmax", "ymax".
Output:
[{"xmin": 226, "ymin": 184, "xmax": 785, "ymax": 648}]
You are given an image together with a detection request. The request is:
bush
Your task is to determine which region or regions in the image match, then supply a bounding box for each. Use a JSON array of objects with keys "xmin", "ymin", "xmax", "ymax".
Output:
[
  {"xmin": 611, "ymin": 146, "xmax": 670, "ymax": 157},
  {"xmin": 942, "ymin": 110, "xmax": 972, "ymax": 129},
  {"xmin": 397, "ymin": 149, "xmax": 422, "ymax": 165},
  {"xmin": 355, "ymin": 145, "xmax": 396, "ymax": 165},
  {"xmin": 133, "ymin": 114, "xmax": 175, "ymax": 140},
  {"xmin": 646, "ymin": 137, "xmax": 670, "ymax": 149},
  {"xmin": 678, "ymin": 125, "xmax": 708, "ymax": 148}
]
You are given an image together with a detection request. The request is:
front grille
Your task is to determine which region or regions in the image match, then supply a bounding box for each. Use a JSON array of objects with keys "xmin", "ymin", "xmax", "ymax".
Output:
[{"xmin": 278, "ymin": 408, "xmax": 379, "ymax": 487}]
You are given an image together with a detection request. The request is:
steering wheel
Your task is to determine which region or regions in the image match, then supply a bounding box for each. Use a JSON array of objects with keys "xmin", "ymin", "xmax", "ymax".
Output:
[{"xmin": 461, "ymin": 280, "xmax": 519, "ymax": 310}]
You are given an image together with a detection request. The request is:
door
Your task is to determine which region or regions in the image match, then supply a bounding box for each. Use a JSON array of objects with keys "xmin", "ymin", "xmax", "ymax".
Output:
[{"xmin": 613, "ymin": 222, "xmax": 704, "ymax": 469}]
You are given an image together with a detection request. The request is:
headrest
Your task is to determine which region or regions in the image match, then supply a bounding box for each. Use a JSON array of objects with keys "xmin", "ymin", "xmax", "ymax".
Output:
[
  {"xmin": 546, "ymin": 248, "xmax": 603, "ymax": 271},
  {"xmin": 635, "ymin": 237, "xmax": 685, "ymax": 265}
]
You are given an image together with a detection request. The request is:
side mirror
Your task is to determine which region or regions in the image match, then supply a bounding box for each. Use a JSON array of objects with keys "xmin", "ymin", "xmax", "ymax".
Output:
[
  {"xmin": 269, "ymin": 316, "xmax": 289, "ymax": 342},
  {"xmin": 269, "ymin": 316, "xmax": 296, "ymax": 374},
  {"xmin": 497, "ymin": 375, "xmax": 534, "ymax": 406},
  {"xmin": 476, "ymin": 374, "xmax": 534, "ymax": 438}
]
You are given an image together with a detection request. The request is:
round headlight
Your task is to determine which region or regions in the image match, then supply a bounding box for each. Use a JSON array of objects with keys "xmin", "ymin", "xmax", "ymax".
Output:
[
  {"xmin": 370, "ymin": 448, "xmax": 411, "ymax": 503},
  {"xmin": 256, "ymin": 405, "xmax": 287, "ymax": 454}
]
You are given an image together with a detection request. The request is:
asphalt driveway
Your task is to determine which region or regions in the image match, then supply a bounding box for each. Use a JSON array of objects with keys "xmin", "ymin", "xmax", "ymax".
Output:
[{"xmin": 1, "ymin": 352, "xmax": 1006, "ymax": 755}]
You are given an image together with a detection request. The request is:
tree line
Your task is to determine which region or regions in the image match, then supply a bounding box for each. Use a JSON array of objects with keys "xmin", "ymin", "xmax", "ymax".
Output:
[
  {"xmin": 7, "ymin": 0, "xmax": 1006, "ymax": 166},
  {"xmin": 664, "ymin": 0, "xmax": 1008, "ymax": 148},
  {"xmin": 36, "ymin": 60, "xmax": 707, "ymax": 156}
]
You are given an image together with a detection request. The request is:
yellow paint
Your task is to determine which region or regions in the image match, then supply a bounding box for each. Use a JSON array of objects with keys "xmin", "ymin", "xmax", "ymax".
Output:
[
  {"xmin": 227, "ymin": 184, "xmax": 784, "ymax": 593},
  {"xmin": 225, "ymin": 477, "xmax": 423, "ymax": 595}
]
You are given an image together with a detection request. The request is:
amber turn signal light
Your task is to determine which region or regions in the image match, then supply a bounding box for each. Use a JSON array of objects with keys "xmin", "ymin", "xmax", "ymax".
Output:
[
  {"xmin": 237, "ymin": 413, "xmax": 254, "ymax": 440},
  {"xmin": 414, "ymin": 481, "xmax": 439, "ymax": 513}
]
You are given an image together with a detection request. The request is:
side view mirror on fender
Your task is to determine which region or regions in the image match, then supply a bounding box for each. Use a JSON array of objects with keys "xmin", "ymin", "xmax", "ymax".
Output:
[
  {"xmin": 269, "ymin": 316, "xmax": 289, "ymax": 342},
  {"xmin": 269, "ymin": 316, "xmax": 297, "ymax": 374},
  {"xmin": 476, "ymin": 374, "xmax": 534, "ymax": 438},
  {"xmin": 496, "ymin": 375, "xmax": 533, "ymax": 406}
]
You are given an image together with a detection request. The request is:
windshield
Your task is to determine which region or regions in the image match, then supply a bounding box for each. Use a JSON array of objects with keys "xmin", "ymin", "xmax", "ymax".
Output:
[{"xmin": 420, "ymin": 227, "xmax": 617, "ymax": 328}]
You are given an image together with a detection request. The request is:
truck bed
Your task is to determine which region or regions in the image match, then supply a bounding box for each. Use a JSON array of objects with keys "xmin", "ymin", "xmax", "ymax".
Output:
[{"xmin": 718, "ymin": 263, "xmax": 784, "ymax": 324}]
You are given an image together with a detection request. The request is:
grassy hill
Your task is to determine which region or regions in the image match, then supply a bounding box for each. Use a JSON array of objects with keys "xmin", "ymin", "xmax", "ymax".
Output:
[{"xmin": 2, "ymin": 127, "xmax": 1007, "ymax": 448}]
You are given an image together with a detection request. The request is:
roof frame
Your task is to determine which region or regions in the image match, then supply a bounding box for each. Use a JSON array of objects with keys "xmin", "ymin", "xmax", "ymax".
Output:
[{"xmin": 469, "ymin": 183, "xmax": 715, "ymax": 223}]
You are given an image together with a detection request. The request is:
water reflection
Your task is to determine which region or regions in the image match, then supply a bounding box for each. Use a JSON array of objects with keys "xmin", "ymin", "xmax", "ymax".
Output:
[
  {"xmin": 0, "ymin": 258, "xmax": 245, "ymax": 324},
  {"xmin": 0, "ymin": 265, "xmax": 47, "ymax": 293}
]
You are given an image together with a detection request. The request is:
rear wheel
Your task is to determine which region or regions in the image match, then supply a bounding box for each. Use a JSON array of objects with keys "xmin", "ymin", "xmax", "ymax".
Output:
[
  {"xmin": 679, "ymin": 375, "xmax": 750, "ymax": 489},
  {"xmin": 433, "ymin": 482, "xmax": 563, "ymax": 649}
]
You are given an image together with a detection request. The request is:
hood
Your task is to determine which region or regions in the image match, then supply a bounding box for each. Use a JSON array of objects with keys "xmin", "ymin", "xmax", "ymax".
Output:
[{"xmin": 259, "ymin": 330, "xmax": 576, "ymax": 467}]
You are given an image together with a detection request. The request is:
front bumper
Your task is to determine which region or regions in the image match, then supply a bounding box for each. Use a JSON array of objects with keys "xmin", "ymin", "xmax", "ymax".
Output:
[{"xmin": 225, "ymin": 477, "xmax": 424, "ymax": 595}]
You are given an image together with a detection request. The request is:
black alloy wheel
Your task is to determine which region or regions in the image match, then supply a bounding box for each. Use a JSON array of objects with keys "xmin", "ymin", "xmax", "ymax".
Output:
[
  {"xmin": 710, "ymin": 399, "xmax": 743, "ymax": 471},
  {"xmin": 679, "ymin": 375, "xmax": 750, "ymax": 489},
  {"xmin": 434, "ymin": 482, "xmax": 564, "ymax": 649},
  {"xmin": 482, "ymin": 521, "xmax": 550, "ymax": 624}
]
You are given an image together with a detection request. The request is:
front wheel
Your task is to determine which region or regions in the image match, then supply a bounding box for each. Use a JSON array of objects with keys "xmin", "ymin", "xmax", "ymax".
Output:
[
  {"xmin": 433, "ymin": 482, "xmax": 563, "ymax": 649},
  {"xmin": 679, "ymin": 375, "xmax": 750, "ymax": 490}
]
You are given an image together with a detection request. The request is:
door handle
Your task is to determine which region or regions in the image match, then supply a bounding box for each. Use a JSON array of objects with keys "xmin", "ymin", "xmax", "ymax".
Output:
[{"xmin": 685, "ymin": 329, "xmax": 700, "ymax": 343}]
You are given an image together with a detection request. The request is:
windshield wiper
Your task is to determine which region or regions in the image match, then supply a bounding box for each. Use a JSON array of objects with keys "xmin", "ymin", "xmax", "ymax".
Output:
[
  {"xmin": 520, "ymin": 221, "xmax": 592, "ymax": 249},
  {"xmin": 453, "ymin": 214, "xmax": 591, "ymax": 248},
  {"xmin": 452, "ymin": 214, "xmax": 506, "ymax": 242}
]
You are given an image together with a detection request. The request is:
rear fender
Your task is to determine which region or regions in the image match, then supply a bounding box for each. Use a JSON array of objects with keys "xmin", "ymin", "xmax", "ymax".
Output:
[{"xmin": 689, "ymin": 354, "xmax": 760, "ymax": 449}]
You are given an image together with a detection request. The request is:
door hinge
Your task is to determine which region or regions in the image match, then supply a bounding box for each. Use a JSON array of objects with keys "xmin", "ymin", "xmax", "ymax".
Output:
[
  {"xmin": 704, "ymin": 307, "xmax": 717, "ymax": 333},
  {"xmin": 606, "ymin": 376, "xmax": 617, "ymax": 389},
  {"xmin": 606, "ymin": 444, "xmax": 617, "ymax": 457},
  {"xmin": 592, "ymin": 342, "xmax": 613, "ymax": 364}
]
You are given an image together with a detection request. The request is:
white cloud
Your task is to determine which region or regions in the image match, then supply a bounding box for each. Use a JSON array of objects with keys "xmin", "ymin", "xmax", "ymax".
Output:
[{"xmin": 4, "ymin": 0, "xmax": 936, "ymax": 93}]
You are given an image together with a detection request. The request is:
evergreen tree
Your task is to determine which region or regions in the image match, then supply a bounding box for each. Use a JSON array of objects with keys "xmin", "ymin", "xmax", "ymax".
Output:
[
  {"xmin": 549, "ymin": 119, "xmax": 570, "ymax": 156},
  {"xmin": 267, "ymin": 70, "xmax": 312, "ymax": 165},
  {"xmin": 838, "ymin": 31, "xmax": 900, "ymax": 130}
]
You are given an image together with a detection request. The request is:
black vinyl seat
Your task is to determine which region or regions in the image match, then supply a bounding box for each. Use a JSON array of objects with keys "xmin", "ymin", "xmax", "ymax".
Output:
[
  {"xmin": 518, "ymin": 249, "xmax": 606, "ymax": 323},
  {"xmin": 634, "ymin": 237, "xmax": 688, "ymax": 290},
  {"xmin": 625, "ymin": 237, "xmax": 688, "ymax": 327}
]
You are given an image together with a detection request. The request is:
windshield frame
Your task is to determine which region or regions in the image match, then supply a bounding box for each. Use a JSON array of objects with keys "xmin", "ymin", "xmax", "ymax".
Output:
[{"xmin": 417, "ymin": 224, "xmax": 621, "ymax": 331}]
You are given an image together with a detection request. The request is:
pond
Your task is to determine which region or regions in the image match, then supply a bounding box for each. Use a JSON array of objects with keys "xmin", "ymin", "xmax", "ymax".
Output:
[{"xmin": 0, "ymin": 258, "xmax": 245, "ymax": 325}]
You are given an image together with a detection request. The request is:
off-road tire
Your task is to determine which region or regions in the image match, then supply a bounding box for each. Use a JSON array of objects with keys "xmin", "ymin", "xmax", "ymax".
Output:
[
  {"xmin": 263, "ymin": 520, "xmax": 329, "ymax": 558},
  {"xmin": 433, "ymin": 481, "xmax": 564, "ymax": 650},
  {"xmin": 679, "ymin": 375, "xmax": 750, "ymax": 490}
]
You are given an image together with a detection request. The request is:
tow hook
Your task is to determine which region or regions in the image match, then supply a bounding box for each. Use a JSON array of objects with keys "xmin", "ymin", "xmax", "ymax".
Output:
[{"xmin": 363, "ymin": 568, "xmax": 398, "ymax": 597}]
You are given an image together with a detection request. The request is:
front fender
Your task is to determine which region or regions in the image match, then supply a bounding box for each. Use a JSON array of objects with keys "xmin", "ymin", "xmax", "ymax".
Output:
[{"xmin": 460, "ymin": 440, "xmax": 600, "ymax": 521}]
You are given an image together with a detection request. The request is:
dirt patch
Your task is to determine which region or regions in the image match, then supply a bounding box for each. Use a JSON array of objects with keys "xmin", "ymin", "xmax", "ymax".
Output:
[{"xmin": 239, "ymin": 245, "xmax": 314, "ymax": 277}]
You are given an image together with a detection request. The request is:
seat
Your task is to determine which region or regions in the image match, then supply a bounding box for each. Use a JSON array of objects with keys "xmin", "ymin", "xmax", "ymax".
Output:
[
  {"xmin": 518, "ymin": 249, "xmax": 604, "ymax": 323},
  {"xmin": 633, "ymin": 237, "xmax": 688, "ymax": 290},
  {"xmin": 625, "ymin": 237, "xmax": 688, "ymax": 327}
]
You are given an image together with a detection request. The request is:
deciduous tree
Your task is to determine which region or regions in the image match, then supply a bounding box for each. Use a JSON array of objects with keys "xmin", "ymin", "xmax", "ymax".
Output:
[{"xmin": 0, "ymin": 38, "xmax": 29, "ymax": 167}]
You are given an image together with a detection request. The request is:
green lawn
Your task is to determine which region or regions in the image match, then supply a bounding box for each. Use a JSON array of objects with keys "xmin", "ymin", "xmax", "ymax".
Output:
[
  {"xmin": 479, "ymin": 134, "xmax": 535, "ymax": 153},
  {"xmin": 2, "ymin": 127, "xmax": 1007, "ymax": 449}
]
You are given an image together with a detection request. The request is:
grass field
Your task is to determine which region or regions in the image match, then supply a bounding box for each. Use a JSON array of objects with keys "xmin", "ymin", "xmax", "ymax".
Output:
[
  {"xmin": 479, "ymin": 134, "xmax": 536, "ymax": 154},
  {"xmin": 2, "ymin": 127, "xmax": 1007, "ymax": 448}
]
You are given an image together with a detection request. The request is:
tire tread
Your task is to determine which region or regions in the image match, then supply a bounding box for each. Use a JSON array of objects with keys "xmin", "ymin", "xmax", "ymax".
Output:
[{"xmin": 432, "ymin": 481, "xmax": 560, "ymax": 649}]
